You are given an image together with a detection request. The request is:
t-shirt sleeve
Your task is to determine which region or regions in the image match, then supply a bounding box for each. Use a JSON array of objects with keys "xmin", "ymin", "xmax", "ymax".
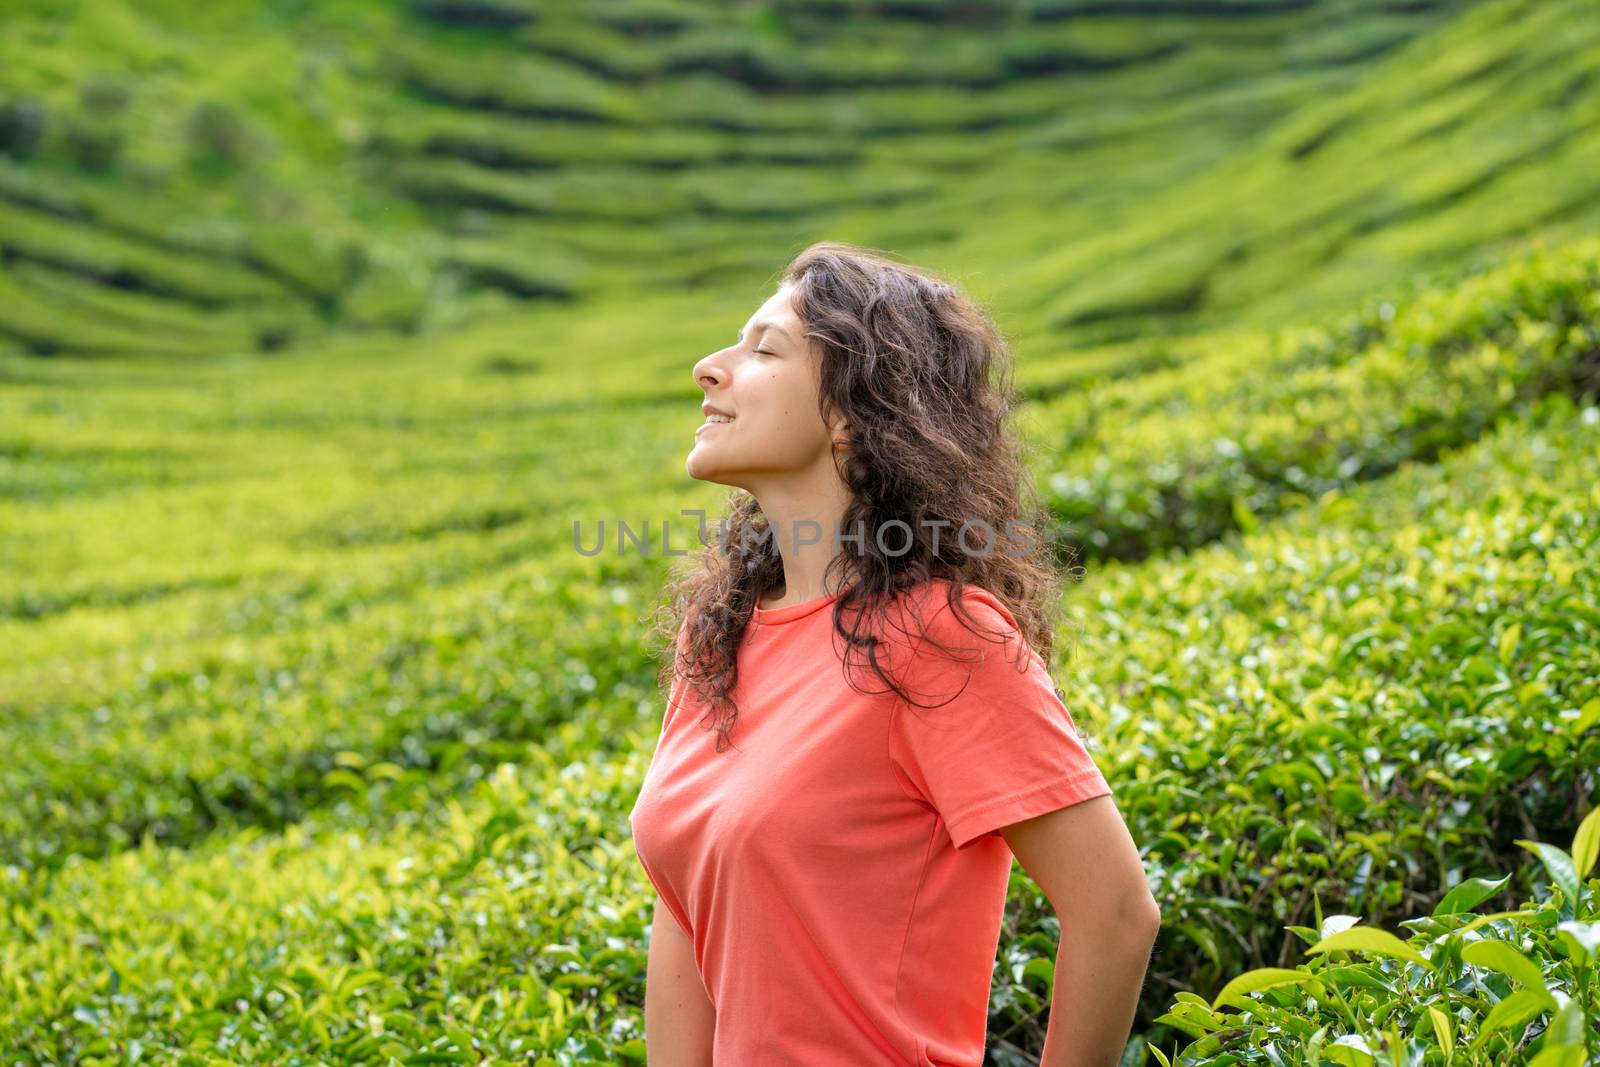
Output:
[{"xmin": 887, "ymin": 588, "xmax": 1113, "ymax": 851}]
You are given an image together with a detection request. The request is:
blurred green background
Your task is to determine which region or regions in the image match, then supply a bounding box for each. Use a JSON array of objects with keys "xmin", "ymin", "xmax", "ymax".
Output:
[{"xmin": 3, "ymin": 0, "xmax": 1599, "ymax": 1062}]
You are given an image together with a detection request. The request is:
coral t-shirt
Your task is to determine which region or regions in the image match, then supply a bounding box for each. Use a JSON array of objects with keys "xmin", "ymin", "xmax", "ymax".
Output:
[{"xmin": 627, "ymin": 578, "xmax": 1114, "ymax": 1065}]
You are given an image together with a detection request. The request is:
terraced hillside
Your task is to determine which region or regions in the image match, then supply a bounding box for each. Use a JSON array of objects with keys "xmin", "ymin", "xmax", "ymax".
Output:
[
  {"xmin": 3, "ymin": 0, "xmax": 1599, "ymax": 1063},
  {"xmin": 3, "ymin": 0, "xmax": 1598, "ymax": 360}
]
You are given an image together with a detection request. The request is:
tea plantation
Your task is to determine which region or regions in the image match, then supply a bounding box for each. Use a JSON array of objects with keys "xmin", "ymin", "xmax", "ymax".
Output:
[{"xmin": 2, "ymin": 0, "xmax": 1597, "ymax": 1063}]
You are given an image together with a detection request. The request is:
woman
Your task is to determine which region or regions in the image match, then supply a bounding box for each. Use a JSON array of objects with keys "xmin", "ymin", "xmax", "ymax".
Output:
[{"xmin": 628, "ymin": 241, "xmax": 1160, "ymax": 1065}]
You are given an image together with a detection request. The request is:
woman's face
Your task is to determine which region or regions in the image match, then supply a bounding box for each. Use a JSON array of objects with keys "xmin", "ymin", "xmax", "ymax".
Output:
[{"xmin": 688, "ymin": 283, "xmax": 842, "ymax": 490}]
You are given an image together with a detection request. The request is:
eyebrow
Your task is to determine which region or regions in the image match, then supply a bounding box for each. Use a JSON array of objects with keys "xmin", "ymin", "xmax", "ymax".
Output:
[{"xmin": 738, "ymin": 322, "xmax": 794, "ymax": 344}]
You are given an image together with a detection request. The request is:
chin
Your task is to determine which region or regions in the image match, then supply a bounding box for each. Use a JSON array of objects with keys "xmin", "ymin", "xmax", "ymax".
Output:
[{"xmin": 685, "ymin": 453, "xmax": 720, "ymax": 483}]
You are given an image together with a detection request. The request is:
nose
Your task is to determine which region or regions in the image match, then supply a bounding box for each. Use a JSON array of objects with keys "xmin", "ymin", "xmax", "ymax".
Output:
[{"xmin": 693, "ymin": 349, "xmax": 727, "ymax": 392}]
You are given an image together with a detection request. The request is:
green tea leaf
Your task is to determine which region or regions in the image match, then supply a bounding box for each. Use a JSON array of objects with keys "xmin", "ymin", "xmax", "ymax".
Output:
[
  {"xmin": 1433, "ymin": 873, "xmax": 1510, "ymax": 916},
  {"xmin": 1516, "ymin": 840, "xmax": 1580, "ymax": 905},
  {"xmin": 1569, "ymin": 804, "xmax": 1600, "ymax": 879},
  {"xmin": 1308, "ymin": 926, "xmax": 1434, "ymax": 971},
  {"xmin": 1211, "ymin": 967, "xmax": 1320, "ymax": 1011},
  {"xmin": 1426, "ymin": 1006, "xmax": 1452, "ymax": 1057},
  {"xmin": 1470, "ymin": 988, "xmax": 1557, "ymax": 1051},
  {"xmin": 1461, "ymin": 939, "xmax": 1548, "ymax": 994}
]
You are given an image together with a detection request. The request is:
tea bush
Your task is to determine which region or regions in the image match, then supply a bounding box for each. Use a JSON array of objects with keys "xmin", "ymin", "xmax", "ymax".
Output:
[
  {"xmin": 1155, "ymin": 806, "xmax": 1600, "ymax": 1066},
  {"xmin": 1035, "ymin": 237, "xmax": 1600, "ymax": 563}
]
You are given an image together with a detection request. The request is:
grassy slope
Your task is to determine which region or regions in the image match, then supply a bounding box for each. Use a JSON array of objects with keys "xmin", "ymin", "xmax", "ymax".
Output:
[
  {"xmin": 3, "ymin": 384, "xmax": 1595, "ymax": 1060},
  {"xmin": 2, "ymin": 0, "xmax": 1594, "ymax": 362}
]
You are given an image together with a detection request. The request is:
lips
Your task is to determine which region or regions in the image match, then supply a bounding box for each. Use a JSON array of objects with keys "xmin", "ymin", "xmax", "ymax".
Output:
[{"xmin": 699, "ymin": 401, "xmax": 734, "ymax": 437}]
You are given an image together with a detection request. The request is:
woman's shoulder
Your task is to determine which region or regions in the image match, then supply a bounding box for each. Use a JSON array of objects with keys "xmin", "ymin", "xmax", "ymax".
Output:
[
  {"xmin": 883, "ymin": 578, "xmax": 1021, "ymax": 656},
  {"xmin": 904, "ymin": 577, "xmax": 1014, "ymax": 622}
]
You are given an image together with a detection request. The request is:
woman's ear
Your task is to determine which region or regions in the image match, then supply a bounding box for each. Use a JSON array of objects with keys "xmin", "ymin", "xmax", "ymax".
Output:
[{"xmin": 828, "ymin": 413, "xmax": 853, "ymax": 453}]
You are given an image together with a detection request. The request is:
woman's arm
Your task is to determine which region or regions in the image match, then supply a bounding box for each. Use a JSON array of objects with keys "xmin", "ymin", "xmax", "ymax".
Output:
[
  {"xmin": 1001, "ymin": 795, "xmax": 1162, "ymax": 1067},
  {"xmin": 644, "ymin": 896, "xmax": 717, "ymax": 1065},
  {"xmin": 1037, "ymin": 901, "xmax": 1160, "ymax": 1067}
]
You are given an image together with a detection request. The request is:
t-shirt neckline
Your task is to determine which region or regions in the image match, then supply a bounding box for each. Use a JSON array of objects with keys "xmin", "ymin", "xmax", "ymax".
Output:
[{"xmin": 752, "ymin": 588, "xmax": 842, "ymax": 625}]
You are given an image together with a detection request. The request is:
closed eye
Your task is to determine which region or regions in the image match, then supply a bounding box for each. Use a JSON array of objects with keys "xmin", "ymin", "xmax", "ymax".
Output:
[{"xmin": 754, "ymin": 348, "xmax": 775, "ymax": 355}]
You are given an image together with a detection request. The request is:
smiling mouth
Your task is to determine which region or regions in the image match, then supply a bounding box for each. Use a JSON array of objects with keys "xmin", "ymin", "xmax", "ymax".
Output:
[{"xmin": 698, "ymin": 417, "xmax": 734, "ymax": 431}]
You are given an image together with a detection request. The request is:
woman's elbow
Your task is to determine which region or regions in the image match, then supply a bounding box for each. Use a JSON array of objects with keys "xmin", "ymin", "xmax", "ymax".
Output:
[{"xmin": 1131, "ymin": 896, "xmax": 1163, "ymax": 938}]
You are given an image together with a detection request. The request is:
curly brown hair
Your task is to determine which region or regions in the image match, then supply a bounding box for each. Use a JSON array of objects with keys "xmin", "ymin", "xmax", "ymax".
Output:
[{"xmin": 646, "ymin": 240, "xmax": 1078, "ymax": 754}]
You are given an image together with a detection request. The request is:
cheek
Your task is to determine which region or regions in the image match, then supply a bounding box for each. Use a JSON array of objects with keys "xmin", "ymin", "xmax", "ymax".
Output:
[{"xmin": 745, "ymin": 371, "xmax": 822, "ymax": 444}]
